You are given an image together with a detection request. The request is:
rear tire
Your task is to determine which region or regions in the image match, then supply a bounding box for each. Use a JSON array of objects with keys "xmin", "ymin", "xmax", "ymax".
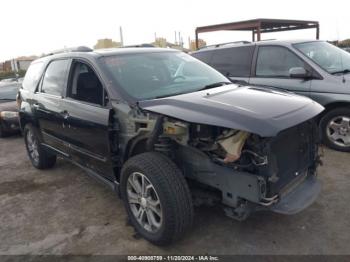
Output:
[
  {"xmin": 320, "ymin": 107, "xmax": 350, "ymax": 152},
  {"xmin": 120, "ymin": 152, "xmax": 193, "ymax": 245},
  {"xmin": 24, "ymin": 124, "xmax": 57, "ymax": 169}
]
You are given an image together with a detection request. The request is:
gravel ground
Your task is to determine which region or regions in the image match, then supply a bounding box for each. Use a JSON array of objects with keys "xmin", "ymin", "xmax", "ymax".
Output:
[{"xmin": 0, "ymin": 135, "xmax": 350, "ymax": 255}]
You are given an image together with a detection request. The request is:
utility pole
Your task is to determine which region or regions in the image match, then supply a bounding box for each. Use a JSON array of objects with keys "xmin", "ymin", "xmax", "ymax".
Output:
[{"xmin": 119, "ymin": 26, "xmax": 124, "ymax": 47}]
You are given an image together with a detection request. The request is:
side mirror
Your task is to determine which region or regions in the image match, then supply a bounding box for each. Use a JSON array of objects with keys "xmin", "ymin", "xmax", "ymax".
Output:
[{"xmin": 289, "ymin": 67, "xmax": 309, "ymax": 79}]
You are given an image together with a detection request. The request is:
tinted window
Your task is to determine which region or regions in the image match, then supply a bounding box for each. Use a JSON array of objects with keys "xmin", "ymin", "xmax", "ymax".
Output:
[
  {"xmin": 22, "ymin": 62, "xmax": 44, "ymax": 91},
  {"xmin": 192, "ymin": 51, "xmax": 212, "ymax": 64},
  {"xmin": 209, "ymin": 46, "xmax": 254, "ymax": 77},
  {"xmin": 256, "ymin": 46, "xmax": 305, "ymax": 77},
  {"xmin": 68, "ymin": 62, "xmax": 104, "ymax": 106},
  {"xmin": 41, "ymin": 60, "xmax": 69, "ymax": 96}
]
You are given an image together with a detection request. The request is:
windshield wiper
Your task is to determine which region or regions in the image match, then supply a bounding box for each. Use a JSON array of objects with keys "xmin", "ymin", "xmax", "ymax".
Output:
[
  {"xmin": 153, "ymin": 82, "xmax": 232, "ymax": 99},
  {"xmin": 331, "ymin": 69, "xmax": 350, "ymax": 75},
  {"xmin": 198, "ymin": 81, "xmax": 231, "ymax": 91}
]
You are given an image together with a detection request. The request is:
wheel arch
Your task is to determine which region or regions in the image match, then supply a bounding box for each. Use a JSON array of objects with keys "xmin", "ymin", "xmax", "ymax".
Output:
[
  {"xmin": 317, "ymin": 101, "xmax": 350, "ymax": 123},
  {"xmin": 124, "ymin": 135, "xmax": 149, "ymax": 162},
  {"xmin": 18, "ymin": 100, "xmax": 40, "ymax": 132}
]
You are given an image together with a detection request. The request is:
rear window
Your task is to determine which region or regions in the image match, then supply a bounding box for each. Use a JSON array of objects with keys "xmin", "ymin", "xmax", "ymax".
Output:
[
  {"xmin": 209, "ymin": 46, "xmax": 254, "ymax": 77},
  {"xmin": 22, "ymin": 62, "xmax": 44, "ymax": 92}
]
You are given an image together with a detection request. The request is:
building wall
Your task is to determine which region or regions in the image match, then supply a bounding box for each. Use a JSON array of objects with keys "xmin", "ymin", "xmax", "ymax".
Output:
[
  {"xmin": 94, "ymin": 39, "xmax": 121, "ymax": 49},
  {"xmin": 18, "ymin": 60, "xmax": 32, "ymax": 71},
  {"xmin": 3, "ymin": 61, "xmax": 12, "ymax": 72}
]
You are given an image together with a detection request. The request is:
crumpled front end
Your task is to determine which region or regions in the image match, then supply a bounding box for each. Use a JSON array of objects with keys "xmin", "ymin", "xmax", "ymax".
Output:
[{"xmin": 147, "ymin": 115, "xmax": 321, "ymax": 220}]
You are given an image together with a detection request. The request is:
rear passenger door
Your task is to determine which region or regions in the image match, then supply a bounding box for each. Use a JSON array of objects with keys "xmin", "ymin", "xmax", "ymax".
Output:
[
  {"xmin": 34, "ymin": 59, "xmax": 70, "ymax": 152},
  {"xmin": 61, "ymin": 60, "xmax": 116, "ymax": 180},
  {"xmin": 249, "ymin": 46, "xmax": 311, "ymax": 95}
]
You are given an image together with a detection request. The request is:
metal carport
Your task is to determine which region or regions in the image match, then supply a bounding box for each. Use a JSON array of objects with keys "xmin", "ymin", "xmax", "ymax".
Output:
[{"xmin": 195, "ymin": 18, "xmax": 319, "ymax": 49}]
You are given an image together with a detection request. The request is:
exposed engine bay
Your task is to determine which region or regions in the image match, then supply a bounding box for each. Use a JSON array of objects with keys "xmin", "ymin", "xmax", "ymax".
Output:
[
  {"xmin": 162, "ymin": 118, "xmax": 272, "ymax": 174},
  {"xmin": 146, "ymin": 116, "xmax": 320, "ymax": 219}
]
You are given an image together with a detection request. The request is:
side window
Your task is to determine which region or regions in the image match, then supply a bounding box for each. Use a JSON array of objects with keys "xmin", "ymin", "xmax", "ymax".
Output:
[
  {"xmin": 41, "ymin": 60, "xmax": 70, "ymax": 96},
  {"xmin": 192, "ymin": 51, "xmax": 212, "ymax": 65},
  {"xmin": 22, "ymin": 62, "xmax": 44, "ymax": 92},
  {"xmin": 210, "ymin": 46, "xmax": 254, "ymax": 77},
  {"xmin": 68, "ymin": 61, "xmax": 104, "ymax": 106},
  {"xmin": 256, "ymin": 46, "xmax": 305, "ymax": 77}
]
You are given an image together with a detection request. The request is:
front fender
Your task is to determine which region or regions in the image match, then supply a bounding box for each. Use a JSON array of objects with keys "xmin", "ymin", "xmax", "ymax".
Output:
[{"xmin": 310, "ymin": 92, "xmax": 350, "ymax": 107}]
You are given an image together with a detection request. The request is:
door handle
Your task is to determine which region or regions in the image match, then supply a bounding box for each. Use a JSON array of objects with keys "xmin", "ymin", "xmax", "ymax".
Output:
[{"xmin": 33, "ymin": 103, "xmax": 40, "ymax": 108}]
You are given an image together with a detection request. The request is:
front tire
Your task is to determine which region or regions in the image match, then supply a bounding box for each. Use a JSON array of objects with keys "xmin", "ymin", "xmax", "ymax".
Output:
[
  {"xmin": 24, "ymin": 124, "xmax": 57, "ymax": 169},
  {"xmin": 320, "ymin": 107, "xmax": 350, "ymax": 152},
  {"xmin": 120, "ymin": 152, "xmax": 193, "ymax": 245}
]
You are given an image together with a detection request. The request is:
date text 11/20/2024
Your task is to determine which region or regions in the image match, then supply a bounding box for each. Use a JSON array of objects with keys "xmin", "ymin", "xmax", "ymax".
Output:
[{"xmin": 127, "ymin": 255, "xmax": 219, "ymax": 261}]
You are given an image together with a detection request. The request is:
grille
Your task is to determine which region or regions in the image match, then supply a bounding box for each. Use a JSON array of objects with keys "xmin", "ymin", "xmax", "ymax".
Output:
[{"xmin": 267, "ymin": 120, "xmax": 316, "ymax": 196}]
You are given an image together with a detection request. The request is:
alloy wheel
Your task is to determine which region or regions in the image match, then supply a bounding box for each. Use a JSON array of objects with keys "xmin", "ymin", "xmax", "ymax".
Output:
[
  {"xmin": 26, "ymin": 129, "xmax": 39, "ymax": 163},
  {"xmin": 127, "ymin": 172, "xmax": 163, "ymax": 233},
  {"xmin": 326, "ymin": 116, "xmax": 350, "ymax": 148}
]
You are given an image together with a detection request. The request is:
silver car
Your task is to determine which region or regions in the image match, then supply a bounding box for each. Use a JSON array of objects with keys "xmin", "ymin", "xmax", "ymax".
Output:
[{"xmin": 193, "ymin": 40, "xmax": 350, "ymax": 152}]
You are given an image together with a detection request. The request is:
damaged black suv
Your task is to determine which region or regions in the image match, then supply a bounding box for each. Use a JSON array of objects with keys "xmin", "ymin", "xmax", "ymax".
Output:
[{"xmin": 18, "ymin": 47, "xmax": 324, "ymax": 245}]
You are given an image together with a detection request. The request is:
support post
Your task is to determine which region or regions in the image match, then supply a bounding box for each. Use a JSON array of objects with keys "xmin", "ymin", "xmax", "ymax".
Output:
[
  {"xmin": 195, "ymin": 29, "xmax": 199, "ymax": 50},
  {"xmin": 257, "ymin": 24, "xmax": 261, "ymax": 41}
]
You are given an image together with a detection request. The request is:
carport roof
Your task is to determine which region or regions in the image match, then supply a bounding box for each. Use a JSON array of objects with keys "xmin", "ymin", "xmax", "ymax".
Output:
[{"xmin": 195, "ymin": 18, "xmax": 320, "ymax": 48}]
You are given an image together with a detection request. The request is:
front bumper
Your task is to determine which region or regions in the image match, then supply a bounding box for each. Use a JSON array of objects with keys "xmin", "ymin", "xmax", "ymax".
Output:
[{"xmin": 270, "ymin": 175, "xmax": 321, "ymax": 215}]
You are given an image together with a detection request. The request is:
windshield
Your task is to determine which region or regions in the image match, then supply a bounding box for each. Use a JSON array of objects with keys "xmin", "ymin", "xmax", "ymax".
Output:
[
  {"xmin": 294, "ymin": 41, "xmax": 350, "ymax": 74},
  {"xmin": 102, "ymin": 51, "xmax": 228, "ymax": 100}
]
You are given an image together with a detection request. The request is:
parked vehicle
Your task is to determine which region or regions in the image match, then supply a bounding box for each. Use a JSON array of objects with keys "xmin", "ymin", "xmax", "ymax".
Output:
[
  {"xmin": 0, "ymin": 77, "xmax": 17, "ymax": 83},
  {"xmin": 192, "ymin": 40, "xmax": 350, "ymax": 152},
  {"xmin": 18, "ymin": 47, "xmax": 323, "ymax": 245},
  {"xmin": 0, "ymin": 84, "xmax": 20, "ymax": 137},
  {"xmin": 0, "ymin": 77, "xmax": 23, "ymax": 86}
]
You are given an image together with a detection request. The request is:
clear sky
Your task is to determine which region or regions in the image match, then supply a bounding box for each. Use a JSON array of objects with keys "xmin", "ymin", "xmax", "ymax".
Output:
[{"xmin": 1, "ymin": 0, "xmax": 349, "ymax": 61}]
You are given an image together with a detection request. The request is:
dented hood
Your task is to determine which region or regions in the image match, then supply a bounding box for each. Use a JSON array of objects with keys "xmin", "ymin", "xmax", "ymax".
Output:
[{"xmin": 138, "ymin": 84, "xmax": 324, "ymax": 137}]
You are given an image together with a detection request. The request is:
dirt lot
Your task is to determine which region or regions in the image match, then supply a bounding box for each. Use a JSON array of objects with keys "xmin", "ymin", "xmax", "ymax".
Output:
[{"xmin": 0, "ymin": 135, "xmax": 350, "ymax": 255}]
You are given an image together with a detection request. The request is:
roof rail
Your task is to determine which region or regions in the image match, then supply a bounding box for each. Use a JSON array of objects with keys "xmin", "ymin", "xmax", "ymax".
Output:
[
  {"xmin": 122, "ymin": 44, "xmax": 155, "ymax": 48},
  {"xmin": 259, "ymin": 39, "xmax": 276, "ymax": 42},
  {"xmin": 42, "ymin": 46, "xmax": 92, "ymax": 57},
  {"xmin": 199, "ymin": 41, "xmax": 251, "ymax": 50}
]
